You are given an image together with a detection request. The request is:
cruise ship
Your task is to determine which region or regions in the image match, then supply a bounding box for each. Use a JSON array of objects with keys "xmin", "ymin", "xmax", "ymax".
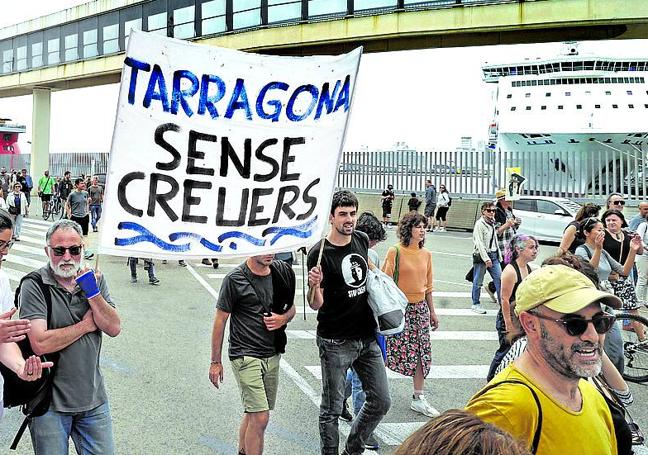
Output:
[
  {"xmin": 482, "ymin": 43, "xmax": 648, "ymax": 196},
  {"xmin": 0, "ymin": 118, "xmax": 25, "ymax": 155}
]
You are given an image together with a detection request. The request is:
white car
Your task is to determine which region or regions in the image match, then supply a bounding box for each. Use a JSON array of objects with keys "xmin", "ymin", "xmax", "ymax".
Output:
[{"xmin": 511, "ymin": 196, "xmax": 581, "ymax": 243}]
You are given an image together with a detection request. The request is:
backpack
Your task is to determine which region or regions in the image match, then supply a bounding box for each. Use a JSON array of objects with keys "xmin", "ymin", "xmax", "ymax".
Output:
[
  {"xmin": 447, "ymin": 195, "xmax": 452, "ymax": 207},
  {"xmin": 366, "ymin": 245, "xmax": 407, "ymax": 336},
  {"xmin": 0, "ymin": 272, "xmax": 59, "ymax": 450}
]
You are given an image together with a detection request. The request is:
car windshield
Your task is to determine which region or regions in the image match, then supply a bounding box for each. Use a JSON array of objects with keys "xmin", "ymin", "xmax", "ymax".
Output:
[{"xmin": 559, "ymin": 199, "xmax": 581, "ymax": 213}]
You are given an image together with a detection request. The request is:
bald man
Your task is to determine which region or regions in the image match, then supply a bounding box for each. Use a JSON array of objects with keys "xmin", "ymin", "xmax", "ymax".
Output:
[{"xmin": 628, "ymin": 202, "xmax": 648, "ymax": 231}]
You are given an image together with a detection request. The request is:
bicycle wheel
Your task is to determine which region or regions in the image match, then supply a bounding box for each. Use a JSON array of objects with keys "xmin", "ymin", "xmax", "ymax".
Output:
[{"xmin": 616, "ymin": 312, "xmax": 648, "ymax": 383}]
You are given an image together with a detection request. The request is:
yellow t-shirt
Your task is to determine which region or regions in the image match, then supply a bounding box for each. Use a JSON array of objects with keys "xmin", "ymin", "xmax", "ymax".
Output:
[
  {"xmin": 465, "ymin": 364, "xmax": 617, "ymax": 455},
  {"xmin": 381, "ymin": 243, "xmax": 433, "ymax": 303}
]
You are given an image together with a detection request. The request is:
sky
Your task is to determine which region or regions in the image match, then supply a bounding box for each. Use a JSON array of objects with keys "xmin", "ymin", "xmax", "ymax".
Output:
[{"xmin": 1, "ymin": 1, "xmax": 647, "ymax": 155}]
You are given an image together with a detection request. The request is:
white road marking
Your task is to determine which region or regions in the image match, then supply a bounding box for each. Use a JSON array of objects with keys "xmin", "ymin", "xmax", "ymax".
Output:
[
  {"xmin": 435, "ymin": 308, "xmax": 498, "ymax": 317},
  {"xmin": 22, "ymin": 218, "xmax": 52, "ymax": 227},
  {"xmin": 286, "ymin": 330, "xmax": 497, "ymax": 341},
  {"xmin": 11, "ymin": 243, "xmax": 46, "ymax": 256},
  {"xmin": 13, "ymin": 234, "xmax": 46, "ymax": 246},
  {"xmin": 4, "ymin": 253, "xmax": 46, "ymax": 269},
  {"xmin": 3, "ymin": 267, "xmax": 27, "ymax": 282},
  {"xmin": 377, "ymin": 423, "xmax": 427, "ymax": 446},
  {"xmin": 185, "ymin": 263, "xmax": 219, "ymax": 301},
  {"xmin": 305, "ymin": 365, "xmax": 488, "ymax": 380}
]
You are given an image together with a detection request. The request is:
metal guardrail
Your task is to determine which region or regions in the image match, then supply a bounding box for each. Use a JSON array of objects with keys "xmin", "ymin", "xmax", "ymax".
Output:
[
  {"xmin": 337, "ymin": 147, "xmax": 647, "ymax": 200},
  {"xmin": 0, "ymin": 153, "xmax": 109, "ymax": 179}
]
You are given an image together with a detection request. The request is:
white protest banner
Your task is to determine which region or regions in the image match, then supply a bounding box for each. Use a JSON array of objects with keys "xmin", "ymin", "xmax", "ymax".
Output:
[{"xmin": 99, "ymin": 30, "xmax": 362, "ymax": 258}]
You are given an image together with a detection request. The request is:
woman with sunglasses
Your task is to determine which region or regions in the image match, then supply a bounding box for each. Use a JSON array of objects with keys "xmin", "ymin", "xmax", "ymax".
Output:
[
  {"xmin": 575, "ymin": 217, "xmax": 644, "ymax": 371},
  {"xmin": 486, "ymin": 234, "xmax": 538, "ymax": 381},
  {"xmin": 557, "ymin": 202, "xmax": 600, "ymax": 255}
]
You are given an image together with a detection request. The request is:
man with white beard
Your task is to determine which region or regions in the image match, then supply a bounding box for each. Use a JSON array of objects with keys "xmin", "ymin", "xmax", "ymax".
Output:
[
  {"xmin": 466, "ymin": 265, "xmax": 619, "ymax": 455},
  {"xmin": 19, "ymin": 219, "xmax": 121, "ymax": 454}
]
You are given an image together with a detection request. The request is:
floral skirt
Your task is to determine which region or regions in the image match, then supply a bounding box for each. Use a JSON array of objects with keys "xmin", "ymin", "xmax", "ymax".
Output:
[{"xmin": 385, "ymin": 300, "xmax": 432, "ymax": 377}]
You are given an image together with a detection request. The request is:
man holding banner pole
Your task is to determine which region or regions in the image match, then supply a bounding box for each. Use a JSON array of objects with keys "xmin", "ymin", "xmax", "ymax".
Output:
[{"xmin": 308, "ymin": 190, "xmax": 391, "ymax": 455}]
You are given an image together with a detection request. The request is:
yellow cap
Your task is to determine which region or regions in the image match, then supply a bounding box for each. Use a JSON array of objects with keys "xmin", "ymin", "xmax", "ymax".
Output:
[
  {"xmin": 514, "ymin": 265, "xmax": 621, "ymax": 316},
  {"xmin": 495, "ymin": 189, "xmax": 506, "ymax": 199}
]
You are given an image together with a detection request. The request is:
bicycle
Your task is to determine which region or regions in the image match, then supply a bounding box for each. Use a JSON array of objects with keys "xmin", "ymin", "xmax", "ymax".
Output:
[
  {"xmin": 616, "ymin": 312, "xmax": 648, "ymax": 383},
  {"xmin": 42, "ymin": 195, "xmax": 64, "ymax": 221}
]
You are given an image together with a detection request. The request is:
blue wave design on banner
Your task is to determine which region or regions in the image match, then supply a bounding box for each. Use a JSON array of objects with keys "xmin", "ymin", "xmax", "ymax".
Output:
[{"xmin": 114, "ymin": 216, "xmax": 318, "ymax": 252}]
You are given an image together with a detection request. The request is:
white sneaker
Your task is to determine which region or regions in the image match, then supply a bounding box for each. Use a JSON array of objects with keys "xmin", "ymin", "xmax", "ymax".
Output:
[
  {"xmin": 439, "ymin": 227, "xmax": 446, "ymax": 232},
  {"xmin": 410, "ymin": 395, "xmax": 440, "ymax": 418},
  {"xmin": 471, "ymin": 304, "xmax": 487, "ymax": 314},
  {"xmin": 483, "ymin": 284, "xmax": 497, "ymax": 303}
]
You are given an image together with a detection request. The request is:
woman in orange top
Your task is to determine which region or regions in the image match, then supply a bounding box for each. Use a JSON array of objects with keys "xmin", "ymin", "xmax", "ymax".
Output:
[{"xmin": 382, "ymin": 212, "xmax": 440, "ymax": 417}]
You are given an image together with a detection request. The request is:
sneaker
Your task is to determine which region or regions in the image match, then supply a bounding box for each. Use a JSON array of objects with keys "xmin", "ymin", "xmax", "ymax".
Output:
[
  {"xmin": 363, "ymin": 434, "xmax": 380, "ymax": 450},
  {"xmin": 149, "ymin": 277, "xmax": 160, "ymax": 285},
  {"xmin": 202, "ymin": 258, "xmax": 211, "ymax": 266},
  {"xmin": 410, "ymin": 395, "xmax": 440, "ymax": 418},
  {"xmin": 130, "ymin": 276, "xmax": 137, "ymax": 283},
  {"xmin": 484, "ymin": 284, "xmax": 497, "ymax": 303},
  {"xmin": 178, "ymin": 260, "xmax": 187, "ymax": 267},
  {"xmin": 162, "ymin": 260, "xmax": 168, "ymax": 265},
  {"xmin": 339, "ymin": 400, "xmax": 353, "ymax": 422},
  {"xmin": 471, "ymin": 304, "xmax": 487, "ymax": 314},
  {"xmin": 212, "ymin": 260, "xmax": 219, "ymax": 270}
]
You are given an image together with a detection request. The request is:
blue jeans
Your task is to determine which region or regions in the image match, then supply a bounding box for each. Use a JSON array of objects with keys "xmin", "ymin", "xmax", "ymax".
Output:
[
  {"xmin": 604, "ymin": 320, "xmax": 624, "ymax": 374},
  {"xmin": 28, "ymin": 402, "xmax": 114, "ymax": 455},
  {"xmin": 472, "ymin": 251, "xmax": 502, "ymax": 306},
  {"xmin": 317, "ymin": 336, "xmax": 391, "ymax": 455},
  {"xmin": 90, "ymin": 204, "xmax": 102, "ymax": 230},
  {"xmin": 344, "ymin": 368, "xmax": 365, "ymax": 415}
]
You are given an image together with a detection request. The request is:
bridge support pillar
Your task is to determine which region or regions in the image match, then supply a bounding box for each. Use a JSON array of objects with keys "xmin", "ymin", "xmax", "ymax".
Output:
[{"xmin": 31, "ymin": 87, "xmax": 51, "ymax": 181}]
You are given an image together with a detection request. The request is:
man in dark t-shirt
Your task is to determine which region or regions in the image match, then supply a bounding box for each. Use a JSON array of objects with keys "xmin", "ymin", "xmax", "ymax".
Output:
[
  {"xmin": 308, "ymin": 190, "xmax": 391, "ymax": 455},
  {"xmin": 381, "ymin": 184, "xmax": 395, "ymax": 225},
  {"xmin": 209, "ymin": 254, "xmax": 295, "ymax": 455}
]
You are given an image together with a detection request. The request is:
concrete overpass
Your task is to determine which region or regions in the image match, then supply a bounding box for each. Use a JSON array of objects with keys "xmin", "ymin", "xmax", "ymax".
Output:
[{"xmin": 1, "ymin": 0, "xmax": 647, "ymax": 177}]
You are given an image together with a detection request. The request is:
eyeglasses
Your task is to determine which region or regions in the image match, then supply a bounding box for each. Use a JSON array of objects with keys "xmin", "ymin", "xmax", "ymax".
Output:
[
  {"xmin": 484, "ymin": 209, "xmax": 496, "ymax": 213},
  {"xmin": 530, "ymin": 311, "xmax": 616, "ymax": 337},
  {"xmin": 612, "ymin": 200, "xmax": 626, "ymax": 206},
  {"xmin": 49, "ymin": 245, "xmax": 83, "ymax": 256},
  {"xmin": 0, "ymin": 239, "xmax": 14, "ymax": 251}
]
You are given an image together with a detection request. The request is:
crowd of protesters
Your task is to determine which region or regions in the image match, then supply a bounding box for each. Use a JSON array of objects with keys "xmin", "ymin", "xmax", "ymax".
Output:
[{"xmin": 1, "ymin": 176, "xmax": 646, "ymax": 455}]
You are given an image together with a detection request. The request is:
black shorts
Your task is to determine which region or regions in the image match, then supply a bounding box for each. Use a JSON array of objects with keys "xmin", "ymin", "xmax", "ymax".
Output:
[
  {"xmin": 40, "ymin": 193, "xmax": 51, "ymax": 202},
  {"xmin": 382, "ymin": 206, "xmax": 392, "ymax": 218},
  {"xmin": 71, "ymin": 214, "xmax": 89, "ymax": 236},
  {"xmin": 436, "ymin": 206, "xmax": 449, "ymax": 221}
]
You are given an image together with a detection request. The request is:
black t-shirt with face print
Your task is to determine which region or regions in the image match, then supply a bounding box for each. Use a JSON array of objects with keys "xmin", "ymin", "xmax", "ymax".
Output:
[{"xmin": 307, "ymin": 231, "xmax": 376, "ymax": 340}]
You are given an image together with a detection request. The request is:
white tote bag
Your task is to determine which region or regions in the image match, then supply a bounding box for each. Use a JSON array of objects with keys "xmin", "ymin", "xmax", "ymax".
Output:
[{"xmin": 366, "ymin": 266, "xmax": 407, "ymax": 336}]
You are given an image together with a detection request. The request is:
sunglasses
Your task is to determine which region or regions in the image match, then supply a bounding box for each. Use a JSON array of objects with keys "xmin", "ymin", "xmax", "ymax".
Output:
[
  {"xmin": 611, "ymin": 200, "xmax": 626, "ymax": 206},
  {"xmin": 531, "ymin": 311, "xmax": 616, "ymax": 337},
  {"xmin": 0, "ymin": 239, "xmax": 14, "ymax": 251},
  {"xmin": 484, "ymin": 209, "xmax": 496, "ymax": 213},
  {"xmin": 50, "ymin": 245, "xmax": 83, "ymax": 256}
]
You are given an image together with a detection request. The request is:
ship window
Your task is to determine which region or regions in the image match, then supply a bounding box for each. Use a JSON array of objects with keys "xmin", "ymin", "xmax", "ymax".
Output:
[
  {"xmin": 627, "ymin": 90, "xmax": 633, "ymax": 95},
  {"xmin": 531, "ymin": 80, "xmax": 537, "ymax": 86},
  {"xmin": 546, "ymin": 92, "xmax": 551, "ymax": 97},
  {"xmin": 525, "ymin": 106, "xmax": 531, "ymax": 110},
  {"xmin": 624, "ymin": 77, "xmax": 630, "ymax": 83},
  {"xmin": 541, "ymin": 106, "xmax": 547, "ymax": 110},
  {"xmin": 506, "ymin": 94, "xmax": 512, "ymax": 99},
  {"xmin": 605, "ymin": 91, "xmax": 612, "ymax": 95},
  {"xmin": 629, "ymin": 104, "xmax": 634, "ymax": 109},
  {"xmin": 525, "ymin": 93, "xmax": 531, "ymax": 98},
  {"xmin": 604, "ymin": 78, "xmax": 611, "ymax": 83},
  {"xmin": 510, "ymin": 107, "xmax": 516, "ymax": 111},
  {"xmin": 595, "ymin": 104, "xmax": 601, "ymax": 109},
  {"xmin": 645, "ymin": 104, "xmax": 648, "ymax": 109},
  {"xmin": 565, "ymin": 91, "xmax": 571, "ymax": 96},
  {"xmin": 558, "ymin": 105, "xmax": 564, "ymax": 110},
  {"xmin": 612, "ymin": 104, "xmax": 618, "ymax": 109},
  {"xmin": 576, "ymin": 105, "xmax": 582, "ymax": 109}
]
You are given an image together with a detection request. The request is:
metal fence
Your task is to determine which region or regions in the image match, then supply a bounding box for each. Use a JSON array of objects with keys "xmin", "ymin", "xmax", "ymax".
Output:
[
  {"xmin": 337, "ymin": 148, "xmax": 647, "ymax": 200},
  {"xmin": 0, "ymin": 153, "xmax": 109, "ymax": 179}
]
